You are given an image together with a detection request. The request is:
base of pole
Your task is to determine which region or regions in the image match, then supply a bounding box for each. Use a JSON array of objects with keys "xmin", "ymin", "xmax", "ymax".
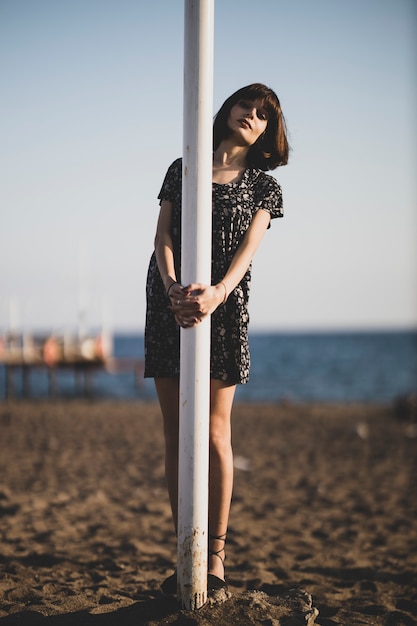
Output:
[{"xmin": 177, "ymin": 528, "xmax": 208, "ymax": 610}]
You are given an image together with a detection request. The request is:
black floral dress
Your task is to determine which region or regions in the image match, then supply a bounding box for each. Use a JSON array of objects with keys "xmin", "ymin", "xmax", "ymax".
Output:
[{"xmin": 144, "ymin": 158, "xmax": 283, "ymax": 384}]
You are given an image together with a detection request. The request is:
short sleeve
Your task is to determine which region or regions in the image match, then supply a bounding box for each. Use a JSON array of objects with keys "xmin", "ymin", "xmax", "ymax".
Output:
[
  {"xmin": 158, "ymin": 158, "xmax": 182, "ymax": 204},
  {"xmin": 254, "ymin": 172, "xmax": 283, "ymax": 224}
]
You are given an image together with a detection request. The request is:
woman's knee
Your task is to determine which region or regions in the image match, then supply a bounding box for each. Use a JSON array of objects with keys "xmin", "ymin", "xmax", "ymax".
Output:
[
  {"xmin": 209, "ymin": 419, "xmax": 232, "ymax": 459},
  {"xmin": 155, "ymin": 377, "xmax": 179, "ymax": 442}
]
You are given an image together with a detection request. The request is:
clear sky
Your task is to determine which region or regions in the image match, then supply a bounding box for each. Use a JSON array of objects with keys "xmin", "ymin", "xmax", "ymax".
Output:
[{"xmin": 1, "ymin": 0, "xmax": 416, "ymax": 333}]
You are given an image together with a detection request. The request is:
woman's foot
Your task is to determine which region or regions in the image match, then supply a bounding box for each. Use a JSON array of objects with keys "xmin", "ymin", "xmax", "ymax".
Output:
[
  {"xmin": 162, "ymin": 534, "xmax": 227, "ymax": 596},
  {"xmin": 160, "ymin": 571, "xmax": 177, "ymax": 596},
  {"xmin": 208, "ymin": 533, "xmax": 227, "ymax": 591}
]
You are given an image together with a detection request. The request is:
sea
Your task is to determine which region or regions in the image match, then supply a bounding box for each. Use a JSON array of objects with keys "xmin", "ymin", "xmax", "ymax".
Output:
[{"xmin": 1, "ymin": 330, "xmax": 416, "ymax": 404}]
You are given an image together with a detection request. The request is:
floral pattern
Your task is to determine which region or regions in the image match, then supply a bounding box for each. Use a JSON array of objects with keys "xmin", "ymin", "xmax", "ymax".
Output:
[{"xmin": 144, "ymin": 158, "xmax": 283, "ymax": 384}]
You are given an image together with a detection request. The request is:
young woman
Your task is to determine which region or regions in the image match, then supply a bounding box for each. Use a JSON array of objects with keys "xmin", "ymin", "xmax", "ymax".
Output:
[{"xmin": 144, "ymin": 83, "xmax": 289, "ymax": 594}]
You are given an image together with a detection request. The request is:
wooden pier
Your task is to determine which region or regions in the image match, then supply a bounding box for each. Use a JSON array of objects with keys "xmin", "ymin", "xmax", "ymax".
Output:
[{"xmin": 0, "ymin": 333, "xmax": 143, "ymax": 399}]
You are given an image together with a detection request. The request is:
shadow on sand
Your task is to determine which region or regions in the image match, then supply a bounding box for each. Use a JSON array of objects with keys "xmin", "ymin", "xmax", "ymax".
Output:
[
  {"xmin": 0, "ymin": 594, "xmax": 183, "ymax": 626},
  {"xmin": 0, "ymin": 587, "xmax": 320, "ymax": 626}
]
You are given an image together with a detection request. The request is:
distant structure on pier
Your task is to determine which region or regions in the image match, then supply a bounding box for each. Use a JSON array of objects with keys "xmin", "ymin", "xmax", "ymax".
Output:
[{"xmin": 0, "ymin": 331, "xmax": 143, "ymax": 399}]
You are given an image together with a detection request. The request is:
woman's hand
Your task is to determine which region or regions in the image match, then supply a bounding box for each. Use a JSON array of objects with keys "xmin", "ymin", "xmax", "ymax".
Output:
[
  {"xmin": 174, "ymin": 283, "xmax": 226, "ymax": 326},
  {"xmin": 168, "ymin": 282, "xmax": 226, "ymax": 328},
  {"xmin": 167, "ymin": 282, "xmax": 201, "ymax": 328}
]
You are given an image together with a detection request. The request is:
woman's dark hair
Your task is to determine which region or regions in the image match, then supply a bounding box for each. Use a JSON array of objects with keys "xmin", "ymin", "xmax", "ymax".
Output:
[{"xmin": 213, "ymin": 83, "xmax": 289, "ymax": 170}]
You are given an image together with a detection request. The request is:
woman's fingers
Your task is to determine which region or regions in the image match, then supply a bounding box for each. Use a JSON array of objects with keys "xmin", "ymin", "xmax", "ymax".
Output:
[
  {"xmin": 174, "ymin": 314, "xmax": 201, "ymax": 328},
  {"xmin": 184, "ymin": 284, "xmax": 224, "ymax": 317},
  {"xmin": 170, "ymin": 282, "xmax": 222, "ymax": 325},
  {"xmin": 182, "ymin": 283, "xmax": 203, "ymax": 295},
  {"xmin": 170, "ymin": 293, "xmax": 200, "ymax": 311}
]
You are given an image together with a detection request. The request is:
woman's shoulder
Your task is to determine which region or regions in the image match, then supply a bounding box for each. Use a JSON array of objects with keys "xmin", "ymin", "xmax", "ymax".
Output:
[
  {"xmin": 247, "ymin": 168, "xmax": 283, "ymax": 215},
  {"xmin": 158, "ymin": 158, "xmax": 183, "ymax": 201},
  {"xmin": 166, "ymin": 157, "xmax": 182, "ymax": 174},
  {"xmin": 162, "ymin": 157, "xmax": 183, "ymax": 184},
  {"xmin": 247, "ymin": 168, "xmax": 281, "ymax": 191}
]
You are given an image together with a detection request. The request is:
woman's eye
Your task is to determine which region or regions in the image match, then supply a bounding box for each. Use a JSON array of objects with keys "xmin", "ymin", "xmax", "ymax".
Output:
[{"xmin": 257, "ymin": 111, "xmax": 267, "ymax": 120}]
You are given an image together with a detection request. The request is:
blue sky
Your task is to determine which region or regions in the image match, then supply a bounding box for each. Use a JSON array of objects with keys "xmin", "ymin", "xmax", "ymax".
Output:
[{"xmin": 1, "ymin": 0, "xmax": 416, "ymax": 333}]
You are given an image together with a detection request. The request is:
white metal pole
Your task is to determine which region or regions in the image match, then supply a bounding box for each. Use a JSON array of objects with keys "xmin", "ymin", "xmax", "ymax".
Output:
[{"xmin": 178, "ymin": 0, "xmax": 214, "ymax": 611}]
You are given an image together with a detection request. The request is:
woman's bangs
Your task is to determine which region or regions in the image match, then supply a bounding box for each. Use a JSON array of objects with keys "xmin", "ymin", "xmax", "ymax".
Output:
[{"xmin": 238, "ymin": 86, "xmax": 278, "ymax": 121}]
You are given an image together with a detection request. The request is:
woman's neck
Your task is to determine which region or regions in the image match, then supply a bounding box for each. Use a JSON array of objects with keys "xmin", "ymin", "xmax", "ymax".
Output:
[
  {"xmin": 213, "ymin": 141, "xmax": 249, "ymax": 168},
  {"xmin": 212, "ymin": 142, "xmax": 249, "ymax": 184}
]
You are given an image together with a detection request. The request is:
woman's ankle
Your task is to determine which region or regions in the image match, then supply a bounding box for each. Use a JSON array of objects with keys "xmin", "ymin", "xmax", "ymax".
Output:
[{"xmin": 208, "ymin": 533, "xmax": 227, "ymax": 580}]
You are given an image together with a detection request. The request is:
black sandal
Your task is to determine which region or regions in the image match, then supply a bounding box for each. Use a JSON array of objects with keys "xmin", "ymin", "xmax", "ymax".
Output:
[
  {"xmin": 208, "ymin": 533, "xmax": 227, "ymax": 592},
  {"xmin": 161, "ymin": 571, "xmax": 177, "ymax": 596},
  {"xmin": 161, "ymin": 534, "xmax": 227, "ymax": 596}
]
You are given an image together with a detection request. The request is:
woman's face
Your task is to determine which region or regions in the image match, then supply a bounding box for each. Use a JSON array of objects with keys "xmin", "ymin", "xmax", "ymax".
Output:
[{"xmin": 227, "ymin": 98, "xmax": 268, "ymax": 146}]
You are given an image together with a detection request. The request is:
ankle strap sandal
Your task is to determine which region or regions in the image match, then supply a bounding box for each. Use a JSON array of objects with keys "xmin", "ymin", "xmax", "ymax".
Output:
[{"xmin": 208, "ymin": 533, "xmax": 227, "ymax": 592}]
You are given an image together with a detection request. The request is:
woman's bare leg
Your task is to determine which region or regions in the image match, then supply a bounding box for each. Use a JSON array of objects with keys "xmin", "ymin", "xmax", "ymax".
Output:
[
  {"xmin": 156, "ymin": 376, "xmax": 235, "ymax": 583},
  {"xmin": 208, "ymin": 380, "xmax": 236, "ymax": 581},
  {"xmin": 154, "ymin": 377, "xmax": 180, "ymax": 531}
]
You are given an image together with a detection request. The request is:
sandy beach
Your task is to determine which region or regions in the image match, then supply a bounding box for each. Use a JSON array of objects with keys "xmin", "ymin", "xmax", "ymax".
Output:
[{"xmin": 0, "ymin": 399, "xmax": 416, "ymax": 625}]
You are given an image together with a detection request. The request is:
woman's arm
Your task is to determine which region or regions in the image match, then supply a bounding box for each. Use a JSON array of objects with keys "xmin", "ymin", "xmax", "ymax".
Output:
[
  {"xmin": 179, "ymin": 209, "xmax": 271, "ymax": 320},
  {"xmin": 154, "ymin": 199, "xmax": 200, "ymax": 326},
  {"xmin": 220, "ymin": 208, "xmax": 271, "ymax": 299},
  {"xmin": 154, "ymin": 199, "xmax": 177, "ymax": 293}
]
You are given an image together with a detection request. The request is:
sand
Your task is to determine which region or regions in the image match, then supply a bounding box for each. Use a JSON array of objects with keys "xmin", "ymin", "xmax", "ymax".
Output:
[{"xmin": 0, "ymin": 400, "xmax": 416, "ymax": 625}]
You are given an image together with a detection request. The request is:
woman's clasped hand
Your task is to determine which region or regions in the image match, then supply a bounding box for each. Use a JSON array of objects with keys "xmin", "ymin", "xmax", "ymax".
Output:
[{"xmin": 168, "ymin": 282, "xmax": 227, "ymax": 328}]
